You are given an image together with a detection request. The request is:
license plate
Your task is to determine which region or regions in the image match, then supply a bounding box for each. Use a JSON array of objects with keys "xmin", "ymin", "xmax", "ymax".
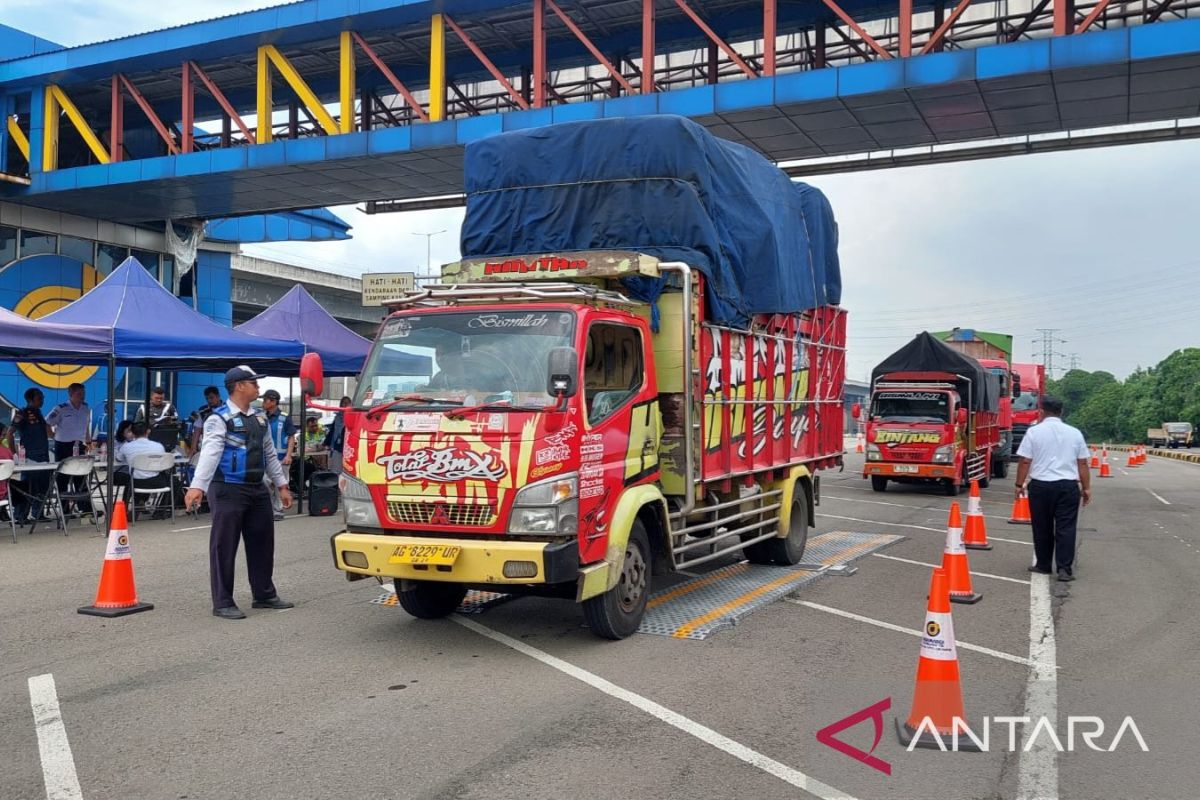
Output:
[
  {"xmin": 892, "ymin": 465, "xmax": 919, "ymax": 474},
  {"xmin": 388, "ymin": 544, "xmax": 462, "ymax": 565}
]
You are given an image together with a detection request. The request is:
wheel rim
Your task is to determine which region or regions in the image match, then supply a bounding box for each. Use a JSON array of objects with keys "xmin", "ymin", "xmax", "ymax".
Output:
[{"xmin": 617, "ymin": 541, "xmax": 647, "ymax": 612}]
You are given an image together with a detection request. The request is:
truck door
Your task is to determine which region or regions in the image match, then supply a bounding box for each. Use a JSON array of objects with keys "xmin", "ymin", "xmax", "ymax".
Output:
[{"xmin": 578, "ymin": 320, "xmax": 660, "ymax": 562}]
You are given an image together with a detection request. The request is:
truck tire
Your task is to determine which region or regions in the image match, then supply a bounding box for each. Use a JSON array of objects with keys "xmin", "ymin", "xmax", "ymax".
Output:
[
  {"xmin": 764, "ymin": 492, "xmax": 810, "ymax": 566},
  {"xmin": 396, "ymin": 581, "xmax": 468, "ymax": 620},
  {"xmin": 583, "ymin": 522, "xmax": 650, "ymax": 640},
  {"xmin": 870, "ymin": 476, "xmax": 888, "ymax": 492}
]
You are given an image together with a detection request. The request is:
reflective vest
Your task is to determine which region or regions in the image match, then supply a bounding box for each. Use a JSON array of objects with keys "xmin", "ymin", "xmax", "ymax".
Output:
[{"xmin": 212, "ymin": 404, "xmax": 267, "ymax": 485}]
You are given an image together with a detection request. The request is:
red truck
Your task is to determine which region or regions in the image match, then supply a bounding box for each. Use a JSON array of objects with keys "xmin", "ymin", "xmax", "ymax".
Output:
[
  {"xmin": 858, "ymin": 332, "xmax": 1001, "ymax": 495},
  {"xmin": 314, "ymin": 116, "xmax": 846, "ymax": 639},
  {"xmin": 1010, "ymin": 362, "xmax": 1045, "ymax": 455}
]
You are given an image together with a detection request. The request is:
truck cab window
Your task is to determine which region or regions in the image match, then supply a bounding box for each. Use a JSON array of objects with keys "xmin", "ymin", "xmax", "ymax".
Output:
[{"xmin": 584, "ymin": 323, "xmax": 643, "ymax": 424}]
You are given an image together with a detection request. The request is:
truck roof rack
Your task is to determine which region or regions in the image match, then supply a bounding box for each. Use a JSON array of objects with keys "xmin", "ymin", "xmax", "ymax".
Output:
[{"xmin": 384, "ymin": 281, "xmax": 638, "ymax": 308}]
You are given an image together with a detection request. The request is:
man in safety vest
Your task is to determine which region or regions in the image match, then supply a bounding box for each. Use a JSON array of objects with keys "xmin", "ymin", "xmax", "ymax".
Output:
[{"xmin": 185, "ymin": 366, "xmax": 294, "ymax": 620}]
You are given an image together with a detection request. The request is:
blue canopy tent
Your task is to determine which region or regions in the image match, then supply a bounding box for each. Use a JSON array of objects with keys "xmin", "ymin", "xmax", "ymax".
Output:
[
  {"xmin": 235, "ymin": 283, "xmax": 370, "ymax": 376},
  {"xmin": 24, "ymin": 257, "xmax": 307, "ymax": 527}
]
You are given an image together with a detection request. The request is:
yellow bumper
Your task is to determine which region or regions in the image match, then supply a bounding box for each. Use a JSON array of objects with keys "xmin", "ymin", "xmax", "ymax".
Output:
[
  {"xmin": 864, "ymin": 462, "xmax": 956, "ymax": 479},
  {"xmin": 331, "ymin": 531, "xmax": 579, "ymax": 585}
]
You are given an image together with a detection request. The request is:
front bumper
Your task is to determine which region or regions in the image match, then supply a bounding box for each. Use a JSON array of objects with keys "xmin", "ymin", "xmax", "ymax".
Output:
[
  {"xmin": 332, "ymin": 531, "xmax": 579, "ymax": 585},
  {"xmin": 864, "ymin": 462, "xmax": 956, "ymax": 479}
]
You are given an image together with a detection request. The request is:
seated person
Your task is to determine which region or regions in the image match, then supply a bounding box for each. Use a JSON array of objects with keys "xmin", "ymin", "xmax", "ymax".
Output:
[
  {"xmin": 0, "ymin": 422, "xmax": 12, "ymax": 513},
  {"xmin": 427, "ymin": 339, "xmax": 471, "ymax": 392},
  {"xmin": 111, "ymin": 422, "xmax": 171, "ymax": 505}
]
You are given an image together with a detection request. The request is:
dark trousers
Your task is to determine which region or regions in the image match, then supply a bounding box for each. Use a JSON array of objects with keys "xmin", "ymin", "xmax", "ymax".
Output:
[
  {"xmin": 111, "ymin": 467, "xmax": 170, "ymax": 504},
  {"xmin": 1028, "ymin": 479, "xmax": 1081, "ymax": 573},
  {"xmin": 208, "ymin": 482, "xmax": 278, "ymax": 610},
  {"xmin": 13, "ymin": 466, "xmax": 49, "ymax": 521}
]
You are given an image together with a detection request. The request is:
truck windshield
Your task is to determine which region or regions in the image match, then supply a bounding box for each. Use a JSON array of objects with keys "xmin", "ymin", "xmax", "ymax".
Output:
[
  {"xmin": 871, "ymin": 391, "xmax": 950, "ymax": 423},
  {"xmin": 354, "ymin": 310, "xmax": 576, "ymax": 410},
  {"xmin": 1164, "ymin": 423, "xmax": 1193, "ymax": 434},
  {"xmin": 1013, "ymin": 391, "xmax": 1039, "ymax": 411}
]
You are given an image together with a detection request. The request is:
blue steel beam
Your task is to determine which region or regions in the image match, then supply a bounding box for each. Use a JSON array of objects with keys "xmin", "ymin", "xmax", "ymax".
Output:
[{"xmin": 5, "ymin": 19, "xmax": 1200, "ymax": 224}]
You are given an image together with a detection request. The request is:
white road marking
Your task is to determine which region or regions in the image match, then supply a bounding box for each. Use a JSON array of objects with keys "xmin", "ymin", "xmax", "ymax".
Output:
[
  {"xmin": 870, "ymin": 553, "xmax": 1031, "ymax": 585},
  {"xmin": 822, "ymin": 494, "xmax": 1011, "ymax": 522},
  {"xmin": 1018, "ymin": 574, "xmax": 1058, "ymax": 800},
  {"xmin": 452, "ymin": 616, "xmax": 856, "ymax": 800},
  {"xmin": 787, "ymin": 600, "xmax": 1035, "ymax": 667},
  {"xmin": 1119, "ymin": 469, "xmax": 1130, "ymax": 476},
  {"xmin": 819, "ymin": 514, "xmax": 1032, "ymax": 546},
  {"xmin": 27, "ymin": 674, "xmax": 83, "ymax": 800},
  {"xmin": 1147, "ymin": 489, "xmax": 1171, "ymax": 506}
]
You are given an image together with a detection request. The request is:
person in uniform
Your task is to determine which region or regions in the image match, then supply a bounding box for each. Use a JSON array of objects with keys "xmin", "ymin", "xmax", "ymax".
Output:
[
  {"xmin": 184, "ymin": 366, "xmax": 294, "ymax": 620},
  {"xmin": 137, "ymin": 386, "xmax": 178, "ymax": 430},
  {"xmin": 47, "ymin": 382, "xmax": 91, "ymax": 461},
  {"xmin": 260, "ymin": 389, "xmax": 296, "ymax": 521},
  {"xmin": 8, "ymin": 388, "xmax": 52, "ymax": 523},
  {"xmin": 46, "ymin": 382, "xmax": 91, "ymax": 506},
  {"xmin": 188, "ymin": 386, "xmax": 222, "ymax": 453}
]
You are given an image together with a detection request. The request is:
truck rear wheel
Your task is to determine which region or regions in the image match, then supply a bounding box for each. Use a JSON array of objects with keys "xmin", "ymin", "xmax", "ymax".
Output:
[
  {"xmin": 583, "ymin": 522, "xmax": 650, "ymax": 640},
  {"xmin": 396, "ymin": 581, "xmax": 468, "ymax": 620},
  {"xmin": 870, "ymin": 476, "xmax": 888, "ymax": 492}
]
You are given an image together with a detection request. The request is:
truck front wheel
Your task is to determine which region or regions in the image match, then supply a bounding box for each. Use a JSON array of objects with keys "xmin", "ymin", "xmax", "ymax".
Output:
[
  {"xmin": 870, "ymin": 476, "xmax": 888, "ymax": 492},
  {"xmin": 396, "ymin": 581, "xmax": 468, "ymax": 620},
  {"xmin": 583, "ymin": 522, "xmax": 650, "ymax": 640}
]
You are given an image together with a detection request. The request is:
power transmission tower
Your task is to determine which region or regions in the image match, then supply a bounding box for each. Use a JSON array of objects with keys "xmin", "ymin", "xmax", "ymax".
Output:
[
  {"xmin": 1066, "ymin": 353, "xmax": 1082, "ymax": 371},
  {"xmin": 1033, "ymin": 329, "xmax": 1068, "ymax": 377}
]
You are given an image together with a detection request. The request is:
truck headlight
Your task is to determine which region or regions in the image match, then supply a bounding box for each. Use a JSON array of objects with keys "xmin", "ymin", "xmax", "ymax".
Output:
[
  {"xmin": 510, "ymin": 473, "xmax": 578, "ymax": 536},
  {"xmin": 866, "ymin": 444, "xmax": 882, "ymax": 461},
  {"xmin": 932, "ymin": 445, "xmax": 954, "ymax": 463},
  {"xmin": 340, "ymin": 473, "xmax": 381, "ymax": 528}
]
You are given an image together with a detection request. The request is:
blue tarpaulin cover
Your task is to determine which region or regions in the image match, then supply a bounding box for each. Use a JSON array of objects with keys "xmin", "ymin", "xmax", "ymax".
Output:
[
  {"xmin": 237, "ymin": 284, "xmax": 371, "ymax": 376},
  {"xmin": 460, "ymin": 115, "xmax": 841, "ymax": 327},
  {"xmin": 41, "ymin": 257, "xmax": 305, "ymax": 370}
]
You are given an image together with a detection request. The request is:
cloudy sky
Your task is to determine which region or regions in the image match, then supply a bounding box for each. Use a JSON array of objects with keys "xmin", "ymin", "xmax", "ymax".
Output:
[{"xmin": 7, "ymin": 0, "xmax": 1199, "ymax": 381}]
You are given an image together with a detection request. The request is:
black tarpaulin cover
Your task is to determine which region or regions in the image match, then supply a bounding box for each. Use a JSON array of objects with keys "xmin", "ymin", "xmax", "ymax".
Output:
[{"xmin": 871, "ymin": 332, "xmax": 999, "ymax": 411}]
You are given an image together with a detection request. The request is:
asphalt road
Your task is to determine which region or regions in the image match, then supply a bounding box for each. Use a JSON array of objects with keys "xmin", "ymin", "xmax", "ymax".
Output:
[{"xmin": 2, "ymin": 451, "xmax": 1195, "ymax": 800}]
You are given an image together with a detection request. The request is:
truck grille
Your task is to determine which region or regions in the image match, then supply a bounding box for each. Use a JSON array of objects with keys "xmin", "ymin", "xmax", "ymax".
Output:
[{"xmin": 387, "ymin": 500, "xmax": 497, "ymax": 527}]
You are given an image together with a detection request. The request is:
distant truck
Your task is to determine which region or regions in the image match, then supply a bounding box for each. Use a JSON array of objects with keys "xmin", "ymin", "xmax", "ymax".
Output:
[
  {"xmin": 1011, "ymin": 362, "xmax": 1046, "ymax": 454},
  {"xmin": 934, "ymin": 328, "xmax": 1015, "ymax": 468},
  {"xmin": 1162, "ymin": 422, "xmax": 1193, "ymax": 448},
  {"xmin": 1147, "ymin": 428, "xmax": 1169, "ymax": 447},
  {"xmin": 859, "ymin": 332, "xmax": 1002, "ymax": 495},
  {"xmin": 318, "ymin": 116, "xmax": 846, "ymax": 639}
]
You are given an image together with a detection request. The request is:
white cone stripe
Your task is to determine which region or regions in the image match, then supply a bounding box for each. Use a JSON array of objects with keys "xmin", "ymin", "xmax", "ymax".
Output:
[{"xmin": 921, "ymin": 611, "xmax": 957, "ymax": 661}]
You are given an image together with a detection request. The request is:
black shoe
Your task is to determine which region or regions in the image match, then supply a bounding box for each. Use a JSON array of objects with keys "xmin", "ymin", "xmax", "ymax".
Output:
[
  {"xmin": 1057, "ymin": 569, "xmax": 1075, "ymax": 582},
  {"xmin": 1027, "ymin": 566, "xmax": 1052, "ymax": 574},
  {"xmin": 213, "ymin": 606, "xmax": 247, "ymax": 620},
  {"xmin": 251, "ymin": 596, "xmax": 294, "ymax": 610}
]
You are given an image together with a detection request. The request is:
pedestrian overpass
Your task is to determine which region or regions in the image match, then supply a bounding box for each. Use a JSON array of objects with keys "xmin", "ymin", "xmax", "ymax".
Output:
[{"xmin": 2, "ymin": 0, "xmax": 1199, "ymax": 223}]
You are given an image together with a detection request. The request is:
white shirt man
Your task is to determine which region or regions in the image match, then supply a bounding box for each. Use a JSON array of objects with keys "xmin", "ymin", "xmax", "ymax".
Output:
[
  {"xmin": 47, "ymin": 384, "xmax": 91, "ymax": 454},
  {"xmin": 1014, "ymin": 398, "xmax": 1091, "ymax": 582},
  {"xmin": 116, "ymin": 430, "xmax": 168, "ymax": 480}
]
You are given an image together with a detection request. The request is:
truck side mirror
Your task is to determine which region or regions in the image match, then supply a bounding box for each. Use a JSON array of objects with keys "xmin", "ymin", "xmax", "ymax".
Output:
[
  {"xmin": 300, "ymin": 352, "xmax": 324, "ymax": 398},
  {"xmin": 957, "ymin": 407, "xmax": 968, "ymax": 425},
  {"xmin": 546, "ymin": 347, "xmax": 579, "ymax": 399},
  {"xmin": 852, "ymin": 403, "xmax": 862, "ymax": 420},
  {"xmin": 1012, "ymin": 375, "xmax": 1022, "ymax": 396}
]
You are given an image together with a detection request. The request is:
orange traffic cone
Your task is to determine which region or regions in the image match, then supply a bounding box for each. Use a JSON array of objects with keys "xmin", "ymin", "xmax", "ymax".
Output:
[
  {"xmin": 78, "ymin": 501, "xmax": 153, "ymax": 618},
  {"xmin": 1090, "ymin": 448, "xmax": 1099, "ymax": 469},
  {"xmin": 1099, "ymin": 453, "xmax": 1112, "ymax": 478},
  {"xmin": 1126, "ymin": 448, "xmax": 1138, "ymax": 468},
  {"xmin": 855, "ymin": 433, "xmax": 864, "ymax": 453},
  {"xmin": 1008, "ymin": 490, "xmax": 1032, "ymax": 524},
  {"xmin": 942, "ymin": 503, "xmax": 981, "ymax": 604},
  {"xmin": 962, "ymin": 480, "xmax": 992, "ymax": 551},
  {"xmin": 1138, "ymin": 446, "xmax": 1147, "ymax": 465},
  {"xmin": 895, "ymin": 567, "xmax": 980, "ymax": 750}
]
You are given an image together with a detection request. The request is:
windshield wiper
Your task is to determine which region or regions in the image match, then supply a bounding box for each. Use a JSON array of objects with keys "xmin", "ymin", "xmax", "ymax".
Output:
[
  {"xmin": 446, "ymin": 399, "xmax": 543, "ymax": 419},
  {"xmin": 366, "ymin": 394, "xmax": 463, "ymax": 419}
]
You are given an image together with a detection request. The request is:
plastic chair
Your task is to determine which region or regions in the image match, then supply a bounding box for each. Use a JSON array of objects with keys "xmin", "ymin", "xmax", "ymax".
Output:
[
  {"xmin": 129, "ymin": 452, "xmax": 178, "ymax": 523},
  {"xmin": 0, "ymin": 460, "xmax": 17, "ymax": 544},
  {"xmin": 33, "ymin": 456, "xmax": 102, "ymax": 535}
]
